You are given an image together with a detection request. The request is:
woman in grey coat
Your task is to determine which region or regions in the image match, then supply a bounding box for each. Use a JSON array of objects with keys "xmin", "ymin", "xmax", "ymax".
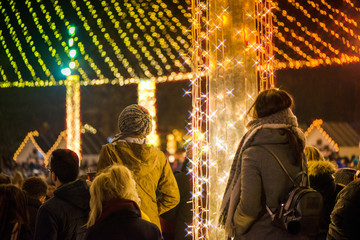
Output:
[{"xmin": 219, "ymin": 89, "xmax": 309, "ymax": 240}]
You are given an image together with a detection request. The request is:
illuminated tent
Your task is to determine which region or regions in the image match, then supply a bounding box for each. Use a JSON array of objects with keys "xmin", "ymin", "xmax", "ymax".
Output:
[
  {"xmin": 305, "ymin": 119, "xmax": 360, "ymax": 158},
  {"xmin": 13, "ymin": 131, "xmax": 45, "ymax": 164},
  {"xmin": 13, "ymin": 126, "xmax": 107, "ymax": 166}
]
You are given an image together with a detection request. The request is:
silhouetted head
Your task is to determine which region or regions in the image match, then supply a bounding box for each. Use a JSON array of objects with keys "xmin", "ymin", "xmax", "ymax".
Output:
[
  {"xmin": 0, "ymin": 173, "xmax": 10, "ymax": 185},
  {"xmin": 49, "ymin": 149, "xmax": 79, "ymax": 184},
  {"xmin": 22, "ymin": 177, "xmax": 48, "ymax": 200},
  {"xmin": 0, "ymin": 184, "xmax": 29, "ymax": 236}
]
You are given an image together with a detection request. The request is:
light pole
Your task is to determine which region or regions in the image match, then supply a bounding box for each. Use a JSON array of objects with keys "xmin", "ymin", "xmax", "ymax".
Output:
[{"xmin": 62, "ymin": 25, "xmax": 81, "ymax": 161}]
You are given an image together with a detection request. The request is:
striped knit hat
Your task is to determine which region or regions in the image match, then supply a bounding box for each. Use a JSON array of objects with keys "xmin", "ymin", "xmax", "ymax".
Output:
[{"xmin": 118, "ymin": 104, "xmax": 152, "ymax": 136}]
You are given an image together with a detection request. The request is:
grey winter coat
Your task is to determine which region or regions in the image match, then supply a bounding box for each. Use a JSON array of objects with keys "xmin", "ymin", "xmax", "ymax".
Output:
[{"xmin": 233, "ymin": 128, "xmax": 310, "ymax": 240}]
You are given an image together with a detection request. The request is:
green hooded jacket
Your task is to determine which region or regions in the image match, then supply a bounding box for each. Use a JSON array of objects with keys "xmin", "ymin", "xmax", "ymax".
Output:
[{"xmin": 97, "ymin": 135, "xmax": 180, "ymax": 230}]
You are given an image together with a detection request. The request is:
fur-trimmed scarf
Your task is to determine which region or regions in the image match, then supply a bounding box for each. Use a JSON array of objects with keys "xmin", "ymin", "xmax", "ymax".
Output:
[{"xmin": 218, "ymin": 108, "xmax": 305, "ymax": 237}]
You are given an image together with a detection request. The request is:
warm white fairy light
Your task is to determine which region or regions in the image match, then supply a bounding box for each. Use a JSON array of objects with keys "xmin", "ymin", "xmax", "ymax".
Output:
[
  {"xmin": 138, "ymin": 80, "xmax": 160, "ymax": 147},
  {"xmin": 66, "ymin": 75, "xmax": 81, "ymax": 161},
  {"xmin": 189, "ymin": 0, "xmax": 272, "ymax": 239}
]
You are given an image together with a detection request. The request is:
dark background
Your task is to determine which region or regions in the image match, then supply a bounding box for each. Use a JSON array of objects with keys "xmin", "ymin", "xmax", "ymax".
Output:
[{"xmin": 1, "ymin": 62, "xmax": 359, "ymax": 159}]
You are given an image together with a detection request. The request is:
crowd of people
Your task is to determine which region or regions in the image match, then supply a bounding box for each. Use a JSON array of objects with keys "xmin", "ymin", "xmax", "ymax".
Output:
[{"xmin": 1, "ymin": 90, "xmax": 360, "ymax": 240}]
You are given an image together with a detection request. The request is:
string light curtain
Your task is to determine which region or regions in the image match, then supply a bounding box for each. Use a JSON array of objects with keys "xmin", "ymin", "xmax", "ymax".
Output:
[
  {"xmin": 190, "ymin": 0, "xmax": 263, "ymax": 238},
  {"xmin": 0, "ymin": 0, "xmax": 192, "ymax": 88}
]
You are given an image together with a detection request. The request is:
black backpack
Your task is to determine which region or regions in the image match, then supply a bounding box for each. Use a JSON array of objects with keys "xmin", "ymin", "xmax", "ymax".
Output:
[{"xmin": 261, "ymin": 146, "xmax": 323, "ymax": 236}]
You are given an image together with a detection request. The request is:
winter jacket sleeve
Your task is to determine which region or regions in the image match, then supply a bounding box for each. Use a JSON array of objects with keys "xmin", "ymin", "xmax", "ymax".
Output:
[
  {"xmin": 157, "ymin": 156, "xmax": 180, "ymax": 215},
  {"xmin": 233, "ymin": 147, "xmax": 263, "ymax": 235},
  {"xmin": 34, "ymin": 204, "xmax": 58, "ymax": 240}
]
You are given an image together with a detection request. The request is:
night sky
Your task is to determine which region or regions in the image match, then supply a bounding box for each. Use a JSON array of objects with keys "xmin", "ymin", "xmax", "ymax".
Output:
[{"xmin": 1, "ymin": 63, "xmax": 360, "ymax": 159}]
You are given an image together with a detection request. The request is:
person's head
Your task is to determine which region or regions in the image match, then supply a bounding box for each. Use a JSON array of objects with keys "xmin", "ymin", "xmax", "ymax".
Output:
[
  {"xmin": 87, "ymin": 165, "xmax": 139, "ymax": 227},
  {"xmin": 304, "ymin": 146, "xmax": 325, "ymax": 162},
  {"xmin": 248, "ymin": 88, "xmax": 294, "ymax": 119},
  {"xmin": 118, "ymin": 104, "xmax": 152, "ymax": 136},
  {"xmin": 308, "ymin": 160, "xmax": 336, "ymax": 197},
  {"xmin": 11, "ymin": 170, "xmax": 24, "ymax": 188},
  {"xmin": 334, "ymin": 168, "xmax": 357, "ymax": 186},
  {"xmin": 0, "ymin": 173, "xmax": 11, "ymax": 185},
  {"xmin": 22, "ymin": 177, "xmax": 48, "ymax": 202},
  {"xmin": 49, "ymin": 149, "xmax": 79, "ymax": 185},
  {"xmin": 0, "ymin": 184, "xmax": 29, "ymax": 237}
]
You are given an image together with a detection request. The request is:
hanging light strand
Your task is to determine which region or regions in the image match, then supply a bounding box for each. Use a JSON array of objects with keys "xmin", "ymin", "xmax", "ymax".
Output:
[
  {"xmin": 70, "ymin": 0, "xmax": 122, "ymax": 82},
  {"xmin": 101, "ymin": 0, "xmax": 152, "ymax": 78},
  {"xmin": 51, "ymin": 0, "xmax": 104, "ymax": 81},
  {"xmin": 0, "ymin": 29, "xmax": 23, "ymax": 85},
  {"xmin": 80, "ymin": 0, "xmax": 135, "ymax": 79},
  {"xmin": 8, "ymin": 0, "xmax": 56, "ymax": 83},
  {"xmin": 25, "ymin": 0, "xmax": 62, "ymax": 66}
]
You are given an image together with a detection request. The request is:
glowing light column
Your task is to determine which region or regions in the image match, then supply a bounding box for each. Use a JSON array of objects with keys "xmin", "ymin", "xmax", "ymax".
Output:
[
  {"xmin": 138, "ymin": 80, "xmax": 160, "ymax": 147},
  {"xmin": 66, "ymin": 74, "xmax": 81, "ymax": 160},
  {"xmin": 190, "ymin": 0, "xmax": 262, "ymax": 239},
  {"xmin": 208, "ymin": 0, "xmax": 259, "ymax": 238},
  {"xmin": 63, "ymin": 25, "xmax": 81, "ymax": 161}
]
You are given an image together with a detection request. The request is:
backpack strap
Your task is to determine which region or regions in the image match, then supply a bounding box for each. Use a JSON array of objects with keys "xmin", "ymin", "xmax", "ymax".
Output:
[
  {"xmin": 259, "ymin": 145, "xmax": 307, "ymax": 216},
  {"xmin": 259, "ymin": 145, "xmax": 297, "ymax": 185}
]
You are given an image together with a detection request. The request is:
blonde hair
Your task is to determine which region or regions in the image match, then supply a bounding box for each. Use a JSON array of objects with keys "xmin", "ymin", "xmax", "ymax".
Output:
[
  {"xmin": 304, "ymin": 146, "xmax": 325, "ymax": 161},
  {"xmin": 86, "ymin": 165, "xmax": 140, "ymax": 227}
]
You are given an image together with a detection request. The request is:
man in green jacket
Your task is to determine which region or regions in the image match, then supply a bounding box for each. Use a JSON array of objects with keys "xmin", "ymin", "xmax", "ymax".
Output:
[{"xmin": 97, "ymin": 104, "xmax": 180, "ymax": 230}]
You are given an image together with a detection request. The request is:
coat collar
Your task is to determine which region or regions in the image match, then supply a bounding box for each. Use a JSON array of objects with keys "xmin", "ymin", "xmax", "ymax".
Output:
[{"xmin": 96, "ymin": 198, "xmax": 141, "ymax": 224}]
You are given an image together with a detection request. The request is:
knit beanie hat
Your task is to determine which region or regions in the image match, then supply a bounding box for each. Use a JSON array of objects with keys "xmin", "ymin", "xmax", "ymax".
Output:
[{"xmin": 118, "ymin": 104, "xmax": 152, "ymax": 136}]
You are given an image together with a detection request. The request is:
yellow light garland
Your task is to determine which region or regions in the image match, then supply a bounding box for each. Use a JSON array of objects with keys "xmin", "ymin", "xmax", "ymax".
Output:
[
  {"xmin": 13, "ymin": 131, "xmax": 46, "ymax": 162},
  {"xmin": 70, "ymin": 0, "xmax": 123, "ymax": 82},
  {"xmin": 304, "ymin": 119, "xmax": 339, "ymax": 152},
  {"xmin": 8, "ymin": 0, "xmax": 56, "ymax": 83},
  {"xmin": 273, "ymin": 1, "xmax": 360, "ymax": 69},
  {"xmin": 25, "ymin": 0, "xmax": 63, "ymax": 67},
  {"xmin": 44, "ymin": 130, "xmax": 67, "ymax": 166}
]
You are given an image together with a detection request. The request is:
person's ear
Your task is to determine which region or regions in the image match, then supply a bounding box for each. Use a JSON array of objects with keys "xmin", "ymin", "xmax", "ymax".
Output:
[{"xmin": 39, "ymin": 195, "xmax": 46, "ymax": 203}]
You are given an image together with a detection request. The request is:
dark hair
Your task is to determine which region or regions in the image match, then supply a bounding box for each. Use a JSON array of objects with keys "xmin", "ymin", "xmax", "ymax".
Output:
[
  {"xmin": 0, "ymin": 184, "xmax": 29, "ymax": 238},
  {"xmin": 11, "ymin": 170, "xmax": 24, "ymax": 187},
  {"xmin": 22, "ymin": 177, "xmax": 48, "ymax": 199},
  {"xmin": 50, "ymin": 149, "xmax": 79, "ymax": 183},
  {"xmin": 248, "ymin": 88, "xmax": 294, "ymax": 119},
  {"xmin": 0, "ymin": 173, "xmax": 11, "ymax": 184},
  {"xmin": 250, "ymin": 89, "xmax": 303, "ymax": 164}
]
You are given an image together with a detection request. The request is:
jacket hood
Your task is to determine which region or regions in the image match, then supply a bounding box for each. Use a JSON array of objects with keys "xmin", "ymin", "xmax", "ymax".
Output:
[
  {"xmin": 113, "ymin": 139, "xmax": 164, "ymax": 176},
  {"xmin": 54, "ymin": 179, "xmax": 90, "ymax": 210},
  {"xmin": 308, "ymin": 160, "xmax": 336, "ymax": 176}
]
